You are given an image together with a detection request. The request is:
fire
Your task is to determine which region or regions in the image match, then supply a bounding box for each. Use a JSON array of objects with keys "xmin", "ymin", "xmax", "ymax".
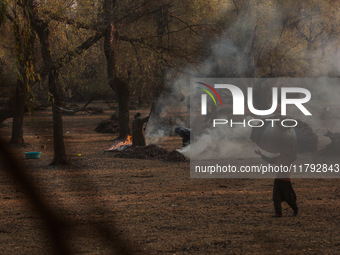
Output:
[{"xmin": 108, "ymin": 135, "xmax": 132, "ymax": 151}]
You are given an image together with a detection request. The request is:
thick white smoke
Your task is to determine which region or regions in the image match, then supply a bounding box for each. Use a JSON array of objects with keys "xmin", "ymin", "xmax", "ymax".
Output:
[{"xmin": 145, "ymin": 1, "xmax": 340, "ymax": 158}]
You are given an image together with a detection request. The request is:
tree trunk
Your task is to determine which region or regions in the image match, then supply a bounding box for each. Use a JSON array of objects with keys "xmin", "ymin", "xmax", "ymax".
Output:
[
  {"xmin": 49, "ymin": 67, "xmax": 67, "ymax": 165},
  {"xmin": 26, "ymin": 0, "xmax": 103, "ymax": 164},
  {"xmin": 32, "ymin": 16, "xmax": 67, "ymax": 165},
  {"xmin": 9, "ymin": 79, "xmax": 26, "ymax": 144},
  {"xmin": 103, "ymin": 4, "xmax": 130, "ymax": 139},
  {"xmin": 9, "ymin": 8, "xmax": 34, "ymax": 145},
  {"xmin": 0, "ymin": 99, "xmax": 14, "ymax": 124},
  {"xmin": 115, "ymin": 77, "xmax": 130, "ymax": 138},
  {"xmin": 152, "ymin": 5, "xmax": 169, "ymax": 118}
]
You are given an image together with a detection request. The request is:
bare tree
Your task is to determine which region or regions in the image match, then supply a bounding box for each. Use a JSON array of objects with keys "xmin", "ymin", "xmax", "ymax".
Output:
[
  {"xmin": 103, "ymin": 0, "xmax": 130, "ymax": 138},
  {"xmin": 25, "ymin": 0, "xmax": 104, "ymax": 164}
]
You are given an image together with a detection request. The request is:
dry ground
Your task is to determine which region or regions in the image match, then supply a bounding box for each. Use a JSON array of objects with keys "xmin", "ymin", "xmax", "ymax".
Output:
[{"xmin": 0, "ymin": 104, "xmax": 339, "ymax": 254}]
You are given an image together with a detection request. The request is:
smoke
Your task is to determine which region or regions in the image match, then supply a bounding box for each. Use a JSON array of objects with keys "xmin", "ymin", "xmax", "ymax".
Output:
[
  {"xmin": 145, "ymin": 1, "xmax": 339, "ymax": 158},
  {"xmin": 146, "ymin": 129, "xmax": 165, "ymax": 144},
  {"xmin": 177, "ymin": 123, "xmax": 256, "ymax": 160},
  {"xmin": 300, "ymin": 79, "xmax": 340, "ymax": 149},
  {"xmin": 145, "ymin": 7, "xmax": 258, "ymax": 141}
]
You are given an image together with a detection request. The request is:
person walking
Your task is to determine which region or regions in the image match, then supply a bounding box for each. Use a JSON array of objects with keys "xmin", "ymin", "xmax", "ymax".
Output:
[{"xmin": 255, "ymin": 149, "xmax": 299, "ymax": 217}]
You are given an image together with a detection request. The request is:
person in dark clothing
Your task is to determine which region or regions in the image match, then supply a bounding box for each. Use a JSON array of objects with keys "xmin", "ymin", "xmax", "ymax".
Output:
[
  {"xmin": 132, "ymin": 113, "xmax": 149, "ymax": 146},
  {"xmin": 255, "ymin": 149, "xmax": 299, "ymax": 217},
  {"xmin": 175, "ymin": 127, "xmax": 192, "ymax": 147}
]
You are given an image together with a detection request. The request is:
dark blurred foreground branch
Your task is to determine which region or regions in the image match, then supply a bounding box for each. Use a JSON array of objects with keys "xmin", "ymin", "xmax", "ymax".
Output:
[
  {"xmin": 0, "ymin": 137, "xmax": 70, "ymax": 254},
  {"xmin": 0, "ymin": 136, "xmax": 136, "ymax": 254}
]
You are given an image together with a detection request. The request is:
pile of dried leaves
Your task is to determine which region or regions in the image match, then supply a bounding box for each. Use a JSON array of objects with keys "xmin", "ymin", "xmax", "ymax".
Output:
[{"xmin": 110, "ymin": 144, "xmax": 187, "ymax": 162}]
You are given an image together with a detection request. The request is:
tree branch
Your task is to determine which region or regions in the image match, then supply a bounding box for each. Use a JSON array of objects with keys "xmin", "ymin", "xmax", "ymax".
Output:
[
  {"xmin": 294, "ymin": 23, "xmax": 309, "ymax": 42},
  {"xmin": 138, "ymin": 24, "xmax": 204, "ymax": 40},
  {"xmin": 43, "ymin": 10, "xmax": 104, "ymax": 32},
  {"xmin": 114, "ymin": 1, "xmax": 164, "ymax": 26},
  {"xmin": 117, "ymin": 34, "xmax": 145, "ymax": 44},
  {"xmin": 54, "ymin": 31, "xmax": 105, "ymax": 70},
  {"xmin": 5, "ymin": 12, "xmax": 14, "ymax": 23},
  {"xmin": 169, "ymin": 13, "xmax": 199, "ymax": 35},
  {"xmin": 232, "ymin": 0, "xmax": 239, "ymax": 15},
  {"xmin": 34, "ymin": 30, "xmax": 105, "ymax": 84},
  {"xmin": 129, "ymin": 41, "xmax": 143, "ymax": 73}
]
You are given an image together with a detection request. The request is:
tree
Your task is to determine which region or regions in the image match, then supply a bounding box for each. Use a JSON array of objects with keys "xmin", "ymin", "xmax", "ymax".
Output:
[
  {"xmin": 27, "ymin": 1, "xmax": 67, "ymax": 164},
  {"xmin": 103, "ymin": 0, "xmax": 130, "ymax": 138},
  {"xmin": 0, "ymin": 0, "xmax": 37, "ymax": 145},
  {"xmin": 97, "ymin": 0, "xmax": 213, "ymax": 137},
  {"xmin": 11, "ymin": 1, "xmax": 37, "ymax": 145},
  {"xmin": 24, "ymin": 0, "xmax": 104, "ymax": 165}
]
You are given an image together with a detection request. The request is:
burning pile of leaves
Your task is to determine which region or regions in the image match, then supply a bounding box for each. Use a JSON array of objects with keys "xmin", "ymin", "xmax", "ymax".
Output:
[{"xmin": 111, "ymin": 144, "xmax": 187, "ymax": 162}]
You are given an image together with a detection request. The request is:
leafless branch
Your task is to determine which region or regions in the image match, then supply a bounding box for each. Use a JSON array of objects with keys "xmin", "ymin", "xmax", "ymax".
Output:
[
  {"xmin": 294, "ymin": 23, "xmax": 309, "ymax": 42},
  {"xmin": 139, "ymin": 24, "xmax": 204, "ymax": 40},
  {"xmin": 232, "ymin": 0, "xmax": 239, "ymax": 15},
  {"xmin": 34, "ymin": 31, "xmax": 105, "ymax": 84},
  {"xmin": 114, "ymin": 2, "xmax": 167, "ymax": 27},
  {"xmin": 5, "ymin": 12, "xmax": 14, "ymax": 23},
  {"xmin": 54, "ymin": 31, "xmax": 105, "ymax": 70},
  {"xmin": 130, "ymin": 42, "xmax": 143, "ymax": 73},
  {"xmin": 45, "ymin": 11, "xmax": 103, "ymax": 31},
  {"xmin": 169, "ymin": 13, "xmax": 199, "ymax": 35}
]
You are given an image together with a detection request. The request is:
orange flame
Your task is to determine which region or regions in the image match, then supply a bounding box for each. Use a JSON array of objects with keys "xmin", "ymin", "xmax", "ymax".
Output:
[{"xmin": 108, "ymin": 135, "xmax": 132, "ymax": 151}]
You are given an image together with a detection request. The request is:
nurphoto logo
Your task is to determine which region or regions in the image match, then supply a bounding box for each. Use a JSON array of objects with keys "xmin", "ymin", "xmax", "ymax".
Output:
[{"xmin": 197, "ymin": 81, "xmax": 312, "ymax": 128}]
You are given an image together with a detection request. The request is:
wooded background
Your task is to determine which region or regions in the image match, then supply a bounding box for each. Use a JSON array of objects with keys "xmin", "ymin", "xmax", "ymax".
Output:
[{"xmin": 0, "ymin": 0, "xmax": 339, "ymax": 164}]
